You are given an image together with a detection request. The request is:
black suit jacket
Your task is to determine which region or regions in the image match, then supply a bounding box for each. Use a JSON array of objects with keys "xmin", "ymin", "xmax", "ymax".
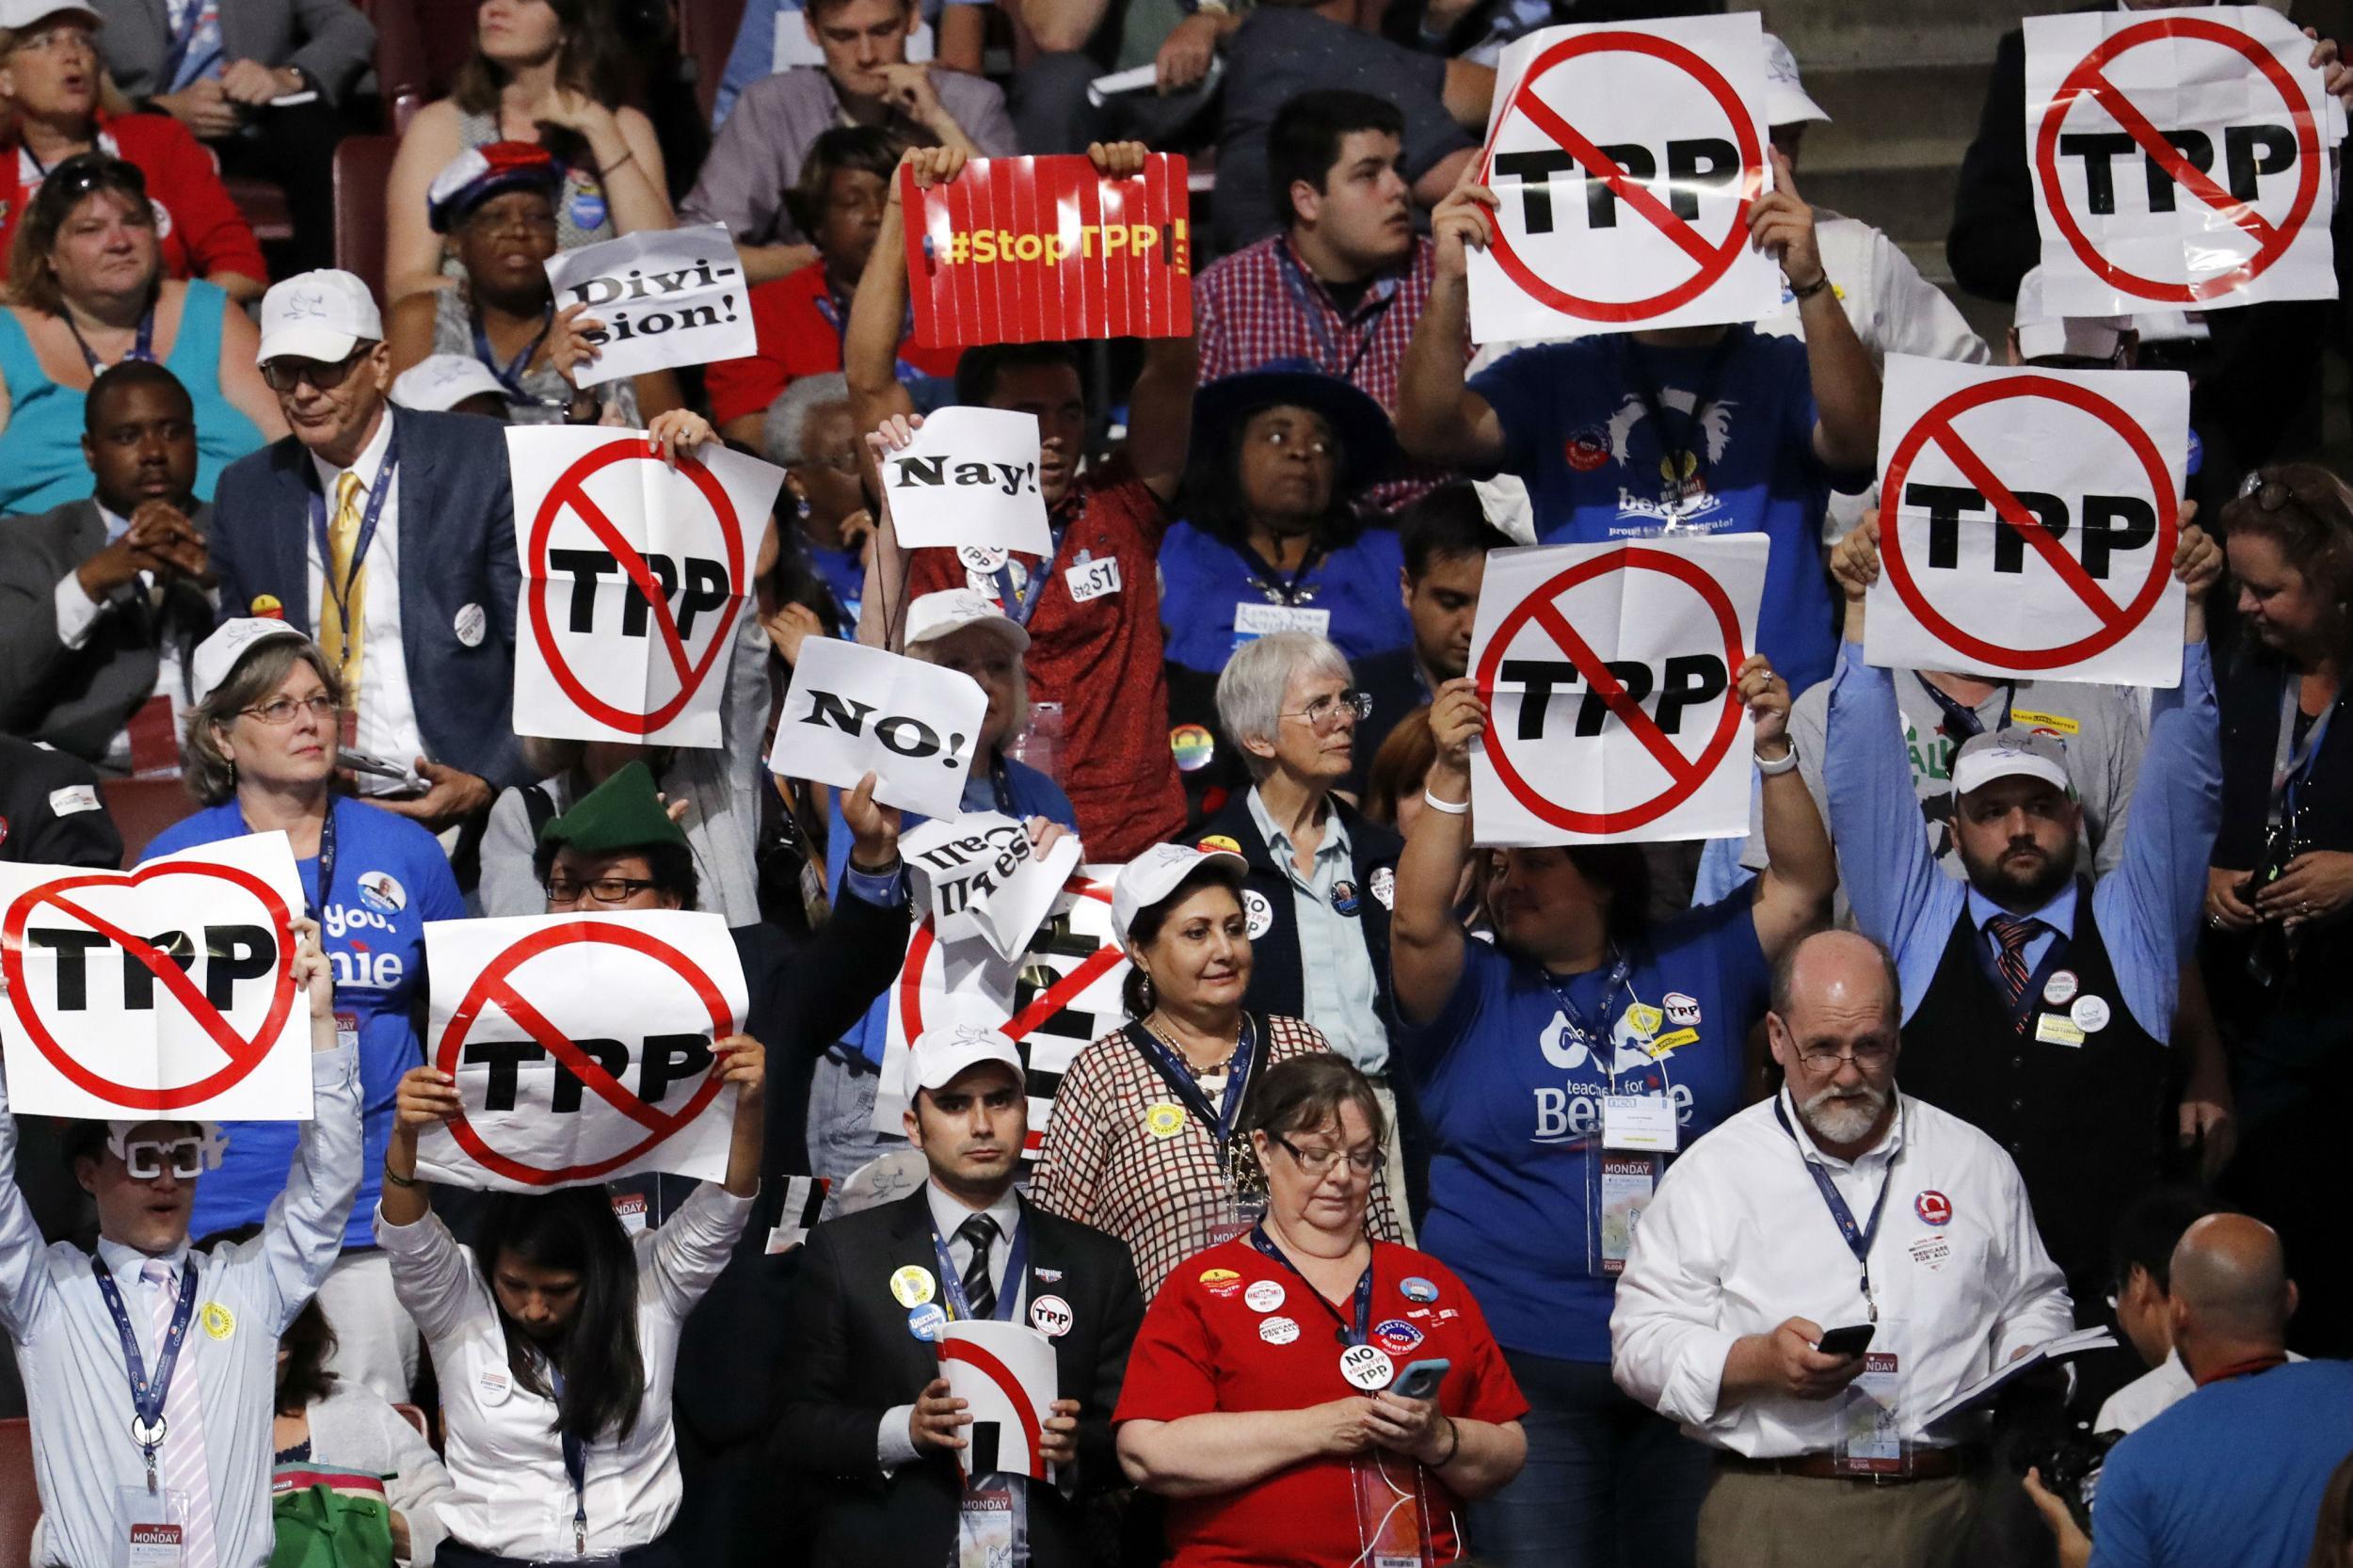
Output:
[
  {"xmin": 208, "ymin": 407, "xmax": 532, "ymax": 788},
  {"xmin": 773, "ymin": 1189, "xmax": 1144, "ymax": 1568},
  {"xmin": 0, "ymin": 737, "xmax": 125, "ymax": 868},
  {"xmin": 0, "ymin": 498, "xmax": 214, "ymax": 767}
]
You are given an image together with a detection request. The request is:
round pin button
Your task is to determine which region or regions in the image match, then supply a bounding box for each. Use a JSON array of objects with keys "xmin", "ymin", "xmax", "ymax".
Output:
[
  {"xmin": 890, "ymin": 1265, "xmax": 936, "ymax": 1307},
  {"xmin": 2071, "ymin": 995, "xmax": 2111, "ymax": 1033},
  {"xmin": 2041, "ymin": 968, "xmax": 2079, "ymax": 1006},
  {"xmin": 1244, "ymin": 1279, "xmax": 1286, "ymax": 1312},
  {"xmin": 1337, "ymin": 1344, "xmax": 1395, "ymax": 1391}
]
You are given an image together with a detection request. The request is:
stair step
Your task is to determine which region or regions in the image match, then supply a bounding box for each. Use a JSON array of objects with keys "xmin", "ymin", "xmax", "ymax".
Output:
[
  {"xmin": 1794, "ymin": 62, "xmax": 1992, "ymax": 175},
  {"xmin": 1803, "ymin": 162, "xmax": 1961, "ymax": 248}
]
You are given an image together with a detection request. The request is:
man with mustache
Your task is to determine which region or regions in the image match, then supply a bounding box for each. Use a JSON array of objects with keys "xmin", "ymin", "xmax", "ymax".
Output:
[
  {"xmin": 1610, "ymin": 929, "xmax": 2073, "ymax": 1567},
  {"xmin": 1817, "ymin": 519, "xmax": 2222, "ymax": 1317}
]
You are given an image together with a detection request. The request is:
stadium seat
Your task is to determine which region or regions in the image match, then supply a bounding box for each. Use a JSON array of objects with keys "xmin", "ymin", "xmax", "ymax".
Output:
[
  {"xmin": 0, "ymin": 1417, "xmax": 33, "ymax": 1568},
  {"xmin": 334, "ymin": 134, "xmax": 399, "ymax": 308},
  {"xmin": 673, "ymin": 0, "xmax": 750, "ymax": 127},
  {"xmin": 225, "ymin": 174, "xmax": 295, "ymax": 246},
  {"xmin": 98, "ymin": 776, "xmax": 200, "ymax": 867}
]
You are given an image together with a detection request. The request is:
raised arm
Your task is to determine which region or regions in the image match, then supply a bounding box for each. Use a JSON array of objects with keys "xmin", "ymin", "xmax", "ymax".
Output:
[
  {"xmin": 1390, "ymin": 677, "xmax": 1481, "ymax": 1024},
  {"xmin": 1751, "ymin": 149, "xmax": 1879, "ymax": 475},
  {"xmin": 375, "ymin": 1064, "xmax": 487, "ymax": 1343},
  {"xmin": 255, "ymin": 919, "xmax": 365, "ymax": 1332},
  {"xmin": 1394, "ymin": 176, "xmax": 1504, "ymax": 468},
  {"xmin": 1741, "ymin": 654, "xmax": 1834, "ymax": 959},
  {"xmin": 1084, "ymin": 140, "xmax": 1196, "ymax": 503},
  {"xmin": 0, "ymin": 1061, "xmax": 56, "ymax": 1340},
  {"xmin": 846, "ymin": 148, "xmax": 942, "ymax": 440}
]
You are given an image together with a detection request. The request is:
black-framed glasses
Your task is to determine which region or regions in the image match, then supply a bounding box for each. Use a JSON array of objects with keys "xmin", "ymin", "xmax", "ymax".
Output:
[
  {"xmin": 1282, "ymin": 689, "xmax": 1373, "ymax": 734},
  {"xmin": 545, "ymin": 875, "xmax": 661, "ymax": 905},
  {"xmin": 240, "ymin": 694, "xmax": 338, "ymax": 726},
  {"xmin": 261, "ymin": 348, "xmax": 368, "ymax": 393},
  {"xmin": 1273, "ymin": 1135, "xmax": 1381, "ymax": 1177},
  {"xmin": 1795, "ymin": 1041, "xmax": 1896, "ymax": 1070}
]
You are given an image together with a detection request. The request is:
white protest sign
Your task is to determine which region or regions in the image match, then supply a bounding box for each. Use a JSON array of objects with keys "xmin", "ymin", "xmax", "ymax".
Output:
[
  {"xmin": 1469, "ymin": 536, "xmax": 1765, "ymax": 845},
  {"xmin": 1866, "ymin": 355, "xmax": 2188, "ymax": 688},
  {"xmin": 544, "ymin": 224, "xmax": 756, "ymax": 386},
  {"xmin": 414, "ymin": 911, "xmax": 748, "ymax": 1192},
  {"xmin": 879, "ymin": 408, "xmax": 1055, "ymax": 557},
  {"xmin": 0, "ymin": 833, "xmax": 312, "ymax": 1120},
  {"xmin": 941, "ymin": 1320, "xmax": 1058, "ymax": 1480},
  {"xmin": 510, "ymin": 425, "xmax": 781, "ymax": 746},
  {"xmin": 904, "ymin": 812, "xmax": 1084, "ymax": 962},
  {"xmin": 771, "ymin": 638, "xmax": 987, "ymax": 819},
  {"xmin": 2025, "ymin": 6, "xmax": 2337, "ymax": 314},
  {"xmin": 871, "ymin": 865, "xmax": 1129, "ymax": 1154},
  {"xmin": 1467, "ymin": 13, "xmax": 1779, "ymax": 343}
]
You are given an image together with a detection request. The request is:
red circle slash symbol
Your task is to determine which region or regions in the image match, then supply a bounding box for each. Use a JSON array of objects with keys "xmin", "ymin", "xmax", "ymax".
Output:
[
  {"xmin": 1474, "ymin": 546, "xmax": 1747, "ymax": 836},
  {"xmin": 1880, "ymin": 376, "xmax": 2179, "ymax": 672},
  {"xmin": 2035, "ymin": 16, "xmax": 2320, "ymax": 303},
  {"xmin": 1480, "ymin": 30, "xmax": 1768, "ymax": 323},
  {"xmin": 524, "ymin": 439, "xmax": 749, "ymax": 735},
  {"xmin": 1, "ymin": 863, "xmax": 296, "ymax": 1111},
  {"xmin": 434, "ymin": 921, "xmax": 734, "ymax": 1186}
]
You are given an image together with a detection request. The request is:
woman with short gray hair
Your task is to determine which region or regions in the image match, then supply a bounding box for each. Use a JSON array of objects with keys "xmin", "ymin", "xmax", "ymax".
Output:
[
  {"xmin": 760, "ymin": 373, "xmax": 871, "ymax": 634},
  {"xmin": 1198, "ymin": 630, "xmax": 1417, "ymax": 1234}
]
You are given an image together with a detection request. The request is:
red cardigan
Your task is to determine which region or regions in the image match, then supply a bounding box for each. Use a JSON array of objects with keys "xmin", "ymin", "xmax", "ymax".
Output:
[{"xmin": 0, "ymin": 111, "xmax": 267, "ymax": 284}]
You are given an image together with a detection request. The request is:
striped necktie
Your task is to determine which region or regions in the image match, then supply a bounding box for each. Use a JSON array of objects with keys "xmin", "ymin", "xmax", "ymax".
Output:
[
  {"xmin": 957, "ymin": 1215, "xmax": 998, "ymax": 1320},
  {"xmin": 141, "ymin": 1260, "xmax": 216, "ymax": 1568},
  {"xmin": 1986, "ymin": 914, "xmax": 2043, "ymax": 1010}
]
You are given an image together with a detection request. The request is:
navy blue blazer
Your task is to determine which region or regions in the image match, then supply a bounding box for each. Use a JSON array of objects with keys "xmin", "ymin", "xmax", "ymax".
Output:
[{"xmin": 208, "ymin": 406, "xmax": 531, "ymax": 789}]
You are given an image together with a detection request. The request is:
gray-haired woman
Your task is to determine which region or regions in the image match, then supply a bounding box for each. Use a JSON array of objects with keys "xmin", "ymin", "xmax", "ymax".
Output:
[
  {"xmin": 760, "ymin": 372, "xmax": 872, "ymax": 635},
  {"xmin": 143, "ymin": 617, "xmax": 463, "ymax": 1405},
  {"xmin": 1196, "ymin": 630, "xmax": 1414, "ymax": 1226}
]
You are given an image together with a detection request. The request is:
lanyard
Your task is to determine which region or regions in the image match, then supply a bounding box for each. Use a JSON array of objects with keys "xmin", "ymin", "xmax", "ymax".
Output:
[
  {"xmin": 1275, "ymin": 243, "xmax": 1396, "ymax": 384},
  {"xmin": 1536, "ymin": 949, "xmax": 1632, "ymax": 1092},
  {"xmin": 1126, "ymin": 1015, "xmax": 1260, "ymax": 1159},
  {"xmin": 2271, "ymin": 675, "xmax": 2336, "ymax": 823},
  {"xmin": 65, "ymin": 305, "xmax": 157, "ymax": 373},
  {"xmin": 243, "ymin": 798, "xmax": 336, "ymax": 921},
  {"xmin": 90, "ymin": 1256, "xmax": 200, "ymax": 1490},
  {"xmin": 1247, "ymin": 1223, "xmax": 1374, "ymax": 1347},
  {"xmin": 1621, "ymin": 332, "xmax": 1737, "ymax": 525},
  {"xmin": 1772, "ymin": 1095, "xmax": 1899, "ymax": 1323},
  {"xmin": 993, "ymin": 518, "xmax": 1071, "ymax": 628},
  {"xmin": 927, "ymin": 1205, "xmax": 1030, "ymax": 1322},
  {"xmin": 984, "ymin": 756, "xmax": 1016, "ymax": 816},
  {"xmin": 1233, "ymin": 537, "xmax": 1323, "ymax": 606},
  {"xmin": 543, "ymin": 1363, "xmax": 588, "ymax": 1554},
  {"xmin": 470, "ymin": 305, "xmax": 553, "ymax": 400},
  {"xmin": 157, "ymin": 0, "xmax": 216, "ymax": 90},
  {"xmin": 1913, "ymin": 674, "xmax": 2014, "ymax": 745},
  {"xmin": 308, "ymin": 426, "xmax": 402, "ymax": 658}
]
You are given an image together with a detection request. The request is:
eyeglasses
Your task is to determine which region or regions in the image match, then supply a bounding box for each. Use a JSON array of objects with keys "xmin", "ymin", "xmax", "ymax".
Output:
[
  {"xmin": 792, "ymin": 448, "xmax": 861, "ymax": 475},
  {"xmin": 464, "ymin": 206, "xmax": 559, "ymax": 237},
  {"xmin": 240, "ymin": 694, "xmax": 338, "ymax": 726},
  {"xmin": 122, "ymin": 1136, "xmax": 204, "ymax": 1180},
  {"xmin": 1250, "ymin": 424, "xmax": 1334, "ymax": 456},
  {"xmin": 260, "ymin": 349, "xmax": 368, "ymax": 393},
  {"xmin": 1282, "ymin": 689, "xmax": 1373, "ymax": 734},
  {"xmin": 545, "ymin": 875, "xmax": 661, "ymax": 905},
  {"xmin": 15, "ymin": 25, "xmax": 94, "ymax": 56},
  {"xmin": 1795, "ymin": 1042, "xmax": 1897, "ymax": 1070},
  {"xmin": 1273, "ymin": 1135, "xmax": 1381, "ymax": 1177}
]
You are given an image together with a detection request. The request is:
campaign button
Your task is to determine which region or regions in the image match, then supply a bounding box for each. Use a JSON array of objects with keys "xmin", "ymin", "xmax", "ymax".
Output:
[
  {"xmin": 2071, "ymin": 995, "xmax": 2111, "ymax": 1033},
  {"xmin": 1372, "ymin": 1319, "xmax": 1424, "ymax": 1355},
  {"xmin": 1259, "ymin": 1315, "xmax": 1300, "ymax": 1346},
  {"xmin": 1914, "ymin": 1190, "xmax": 1953, "ymax": 1227},
  {"xmin": 1199, "ymin": 1268, "xmax": 1242, "ymax": 1299},
  {"xmin": 1145, "ymin": 1103, "xmax": 1187, "ymax": 1139},
  {"xmin": 1338, "ymin": 1344, "xmax": 1395, "ymax": 1391},
  {"xmin": 1401, "ymin": 1276, "xmax": 1440, "ymax": 1304},
  {"xmin": 1030, "ymin": 1294, "xmax": 1074, "ymax": 1338},
  {"xmin": 2042, "ymin": 968, "xmax": 2080, "ymax": 1006},
  {"xmin": 1244, "ymin": 1279, "xmax": 1286, "ymax": 1312},
  {"xmin": 907, "ymin": 1303, "xmax": 948, "ymax": 1342},
  {"xmin": 890, "ymin": 1265, "xmax": 936, "ymax": 1307}
]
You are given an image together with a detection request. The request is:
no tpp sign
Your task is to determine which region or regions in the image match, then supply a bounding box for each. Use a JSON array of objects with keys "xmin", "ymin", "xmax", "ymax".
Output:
[
  {"xmin": 1466, "ymin": 13, "xmax": 1782, "ymax": 343},
  {"xmin": 1468, "ymin": 536, "xmax": 1766, "ymax": 846}
]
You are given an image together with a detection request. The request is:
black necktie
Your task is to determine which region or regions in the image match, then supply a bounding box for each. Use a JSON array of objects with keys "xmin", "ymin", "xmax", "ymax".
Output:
[{"xmin": 957, "ymin": 1214, "xmax": 998, "ymax": 1320}]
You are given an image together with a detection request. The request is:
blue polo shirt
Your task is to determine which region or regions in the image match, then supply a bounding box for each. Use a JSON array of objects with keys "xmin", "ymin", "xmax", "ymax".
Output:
[
  {"xmin": 1395, "ymin": 893, "xmax": 1769, "ymax": 1362},
  {"xmin": 147, "ymin": 796, "xmax": 462, "ymax": 1247},
  {"xmin": 1157, "ymin": 520, "xmax": 1415, "ymax": 672},
  {"xmin": 1467, "ymin": 325, "xmax": 1855, "ymax": 696}
]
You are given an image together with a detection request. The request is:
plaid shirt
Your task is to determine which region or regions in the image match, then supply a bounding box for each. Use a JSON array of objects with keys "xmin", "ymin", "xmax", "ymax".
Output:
[
  {"xmin": 1194, "ymin": 235, "xmax": 1455, "ymax": 514},
  {"xmin": 1030, "ymin": 1014, "xmax": 1405, "ymax": 1299}
]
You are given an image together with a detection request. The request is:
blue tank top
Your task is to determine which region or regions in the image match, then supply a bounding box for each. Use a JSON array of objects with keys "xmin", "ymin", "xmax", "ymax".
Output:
[{"xmin": 0, "ymin": 279, "xmax": 266, "ymax": 516}]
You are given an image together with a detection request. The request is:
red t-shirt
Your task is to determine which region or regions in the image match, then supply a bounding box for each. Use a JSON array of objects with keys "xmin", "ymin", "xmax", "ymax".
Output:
[
  {"xmin": 704, "ymin": 265, "xmax": 963, "ymax": 426},
  {"xmin": 0, "ymin": 111, "xmax": 267, "ymax": 284},
  {"xmin": 904, "ymin": 457, "xmax": 1186, "ymax": 861},
  {"xmin": 1114, "ymin": 1239, "xmax": 1529, "ymax": 1568}
]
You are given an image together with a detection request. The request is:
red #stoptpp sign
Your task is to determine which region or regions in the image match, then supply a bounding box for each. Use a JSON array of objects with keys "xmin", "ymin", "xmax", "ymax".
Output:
[
  {"xmin": 434, "ymin": 921, "xmax": 734, "ymax": 1186},
  {"xmin": 1, "ymin": 862, "xmax": 296, "ymax": 1112},
  {"xmin": 2035, "ymin": 14, "xmax": 2321, "ymax": 303},
  {"xmin": 1474, "ymin": 546, "xmax": 1746, "ymax": 836},
  {"xmin": 523, "ymin": 438, "xmax": 749, "ymax": 734},
  {"xmin": 1880, "ymin": 376, "xmax": 2179, "ymax": 670}
]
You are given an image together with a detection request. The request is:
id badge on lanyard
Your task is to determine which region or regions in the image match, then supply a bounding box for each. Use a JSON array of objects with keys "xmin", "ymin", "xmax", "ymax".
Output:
[
  {"xmin": 116, "ymin": 1494, "xmax": 188, "ymax": 1568},
  {"xmin": 1833, "ymin": 1324, "xmax": 1911, "ymax": 1477},
  {"xmin": 1586, "ymin": 1152, "xmax": 1658, "ymax": 1276},
  {"xmin": 957, "ymin": 1475, "xmax": 1028, "ymax": 1568},
  {"xmin": 1351, "ymin": 1449, "xmax": 1441, "ymax": 1568}
]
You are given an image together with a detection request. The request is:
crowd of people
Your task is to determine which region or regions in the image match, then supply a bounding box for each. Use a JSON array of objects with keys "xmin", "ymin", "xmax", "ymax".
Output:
[{"xmin": 2, "ymin": 0, "xmax": 2353, "ymax": 1565}]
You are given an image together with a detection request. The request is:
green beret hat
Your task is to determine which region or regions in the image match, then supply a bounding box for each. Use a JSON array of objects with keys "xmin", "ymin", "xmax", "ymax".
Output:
[{"xmin": 537, "ymin": 760, "xmax": 688, "ymax": 854}]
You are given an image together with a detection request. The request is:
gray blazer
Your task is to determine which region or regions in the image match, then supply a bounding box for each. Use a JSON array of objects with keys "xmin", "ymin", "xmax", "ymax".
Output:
[
  {"xmin": 0, "ymin": 498, "xmax": 216, "ymax": 769},
  {"xmin": 93, "ymin": 0, "xmax": 376, "ymax": 105},
  {"xmin": 208, "ymin": 406, "xmax": 533, "ymax": 789}
]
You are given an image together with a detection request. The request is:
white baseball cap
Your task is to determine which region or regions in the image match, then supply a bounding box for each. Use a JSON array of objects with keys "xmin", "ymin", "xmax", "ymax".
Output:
[
  {"xmin": 257, "ymin": 269, "xmax": 384, "ymax": 367},
  {"xmin": 1763, "ymin": 35, "xmax": 1829, "ymax": 128},
  {"xmin": 191, "ymin": 617, "xmax": 309, "ymax": 708},
  {"xmin": 1950, "ymin": 729, "xmax": 2075, "ymax": 799},
  {"xmin": 1112, "ymin": 841, "xmax": 1247, "ymax": 949},
  {"xmin": 2013, "ymin": 266, "xmax": 2132, "ymax": 363},
  {"xmin": 0, "ymin": 0, "xmax": 101, "ymax": 35},
  {"xmin": 904, "ymin": 588, "xmax": 1031, "ymax": 656},
  {"xmin": 908, "ymin": 1021, "xmax": 1025, "ymax": 1095},
  {"xmin": 392, "ymin": 354, "xmax": 508, "ymax": 412}
]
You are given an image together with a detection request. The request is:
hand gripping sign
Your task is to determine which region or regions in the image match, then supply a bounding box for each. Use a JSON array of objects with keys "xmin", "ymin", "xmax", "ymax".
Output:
[
  {"xmin": 512, "ymin": 425, "xmax": 782, "ymax": 747},
  {"xmin": 879, "ymin": 407, "xmax": 1056, "ymax": 558},
  {"xmin": 543, "ymin": 225, "xmax": 758, "ymax": 386},
  {"xmin": 872, "ymin": 866, "xmax": 1130, "ymax": 1156},
  {"xmin": 771, "ymin": 637, "xmax": 987, "ymax": 820},
  {"xmin": 1466, "ymin": 14, "xmax": 1780, "ymax": 343},
  {"xmin": 2026, "ymin": 6, "xmax": 2337, "ymax": 312},
  {"xmin": 1468, "ymin": 536, "xmax": 1766, "ymax": 845},
  {"xmin": 904, "ymin": 811, "xmax": 1085, "ymax": 964},
  {"xmin": 0, "ymin": 832, "xmax": 311, "ymax": 1120},
  {"xmin": 414, "ymin": 911, "xmax": 750, "ymax": 1192},
  {"xmin": 942, "ymin": 1320, "xmax": 1058, "ymax": 1480},
  {"xmin": 1865, "ymin": 355, "xmax": 2188, "ymax": 688},
  {"xmin": 903, "ymin": 152, "xmax": 1193, "ymax": 348}
]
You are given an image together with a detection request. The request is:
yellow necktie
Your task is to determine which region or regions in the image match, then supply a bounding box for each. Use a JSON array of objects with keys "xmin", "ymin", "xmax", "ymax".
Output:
[{"xmin": 321, "ymin": 470, "xmax": 366, "ymax": 699}]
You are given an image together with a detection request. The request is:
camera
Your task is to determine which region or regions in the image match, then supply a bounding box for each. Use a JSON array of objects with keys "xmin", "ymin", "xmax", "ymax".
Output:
[{"xmin": 2017, "ymin": 1425, "xmax": 2121, "ymax": 1533}]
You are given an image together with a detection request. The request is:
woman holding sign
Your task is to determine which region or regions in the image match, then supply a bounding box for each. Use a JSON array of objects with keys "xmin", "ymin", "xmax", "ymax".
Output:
[
  {"xmin": 376, "ymin": 1036, "xmax": 766, "ymax": 1568},
  {"xmin": 1385, "ymin": 658, "xmax": 1834, "ymax": 1568}
]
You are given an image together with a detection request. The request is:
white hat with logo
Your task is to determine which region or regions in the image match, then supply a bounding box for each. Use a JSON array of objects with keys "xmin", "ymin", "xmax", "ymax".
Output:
[
  {"xmin": 904, "ymin": 587, "xmax": 1032, "ymax": 655},
  {"xmin": 908, "ymin": 1021, "xmax": 1025, "ymax": 1094},
  {"xmin": 1763, "ymin": 35, "xmax": 1830, "ymax": 128},
  {"xmin": 191, "ymin": 617, "xmax": 309, "ymax": 708},
  {"xmin": 1111, "ymin": 841, "xmax": 1247, "ymax": 949},
  {"xmin": 257, "ymin": 269, "xmax": 384, "ymax": 366}
]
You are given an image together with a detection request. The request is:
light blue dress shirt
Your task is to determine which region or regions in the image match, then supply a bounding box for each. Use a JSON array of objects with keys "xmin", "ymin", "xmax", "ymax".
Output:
[{"xmin": 1247, "ymin": 787, "xmax": 1388, "ymax": 1074}]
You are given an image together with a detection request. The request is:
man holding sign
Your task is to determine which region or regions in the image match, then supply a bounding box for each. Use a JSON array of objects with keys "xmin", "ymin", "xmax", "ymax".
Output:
[{"xmin": 0, "ymin": 922, "xmax": 361, "ymax": 1568}]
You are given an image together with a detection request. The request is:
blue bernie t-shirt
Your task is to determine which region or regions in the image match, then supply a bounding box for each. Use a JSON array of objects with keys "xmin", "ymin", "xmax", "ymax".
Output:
[
  {"xmin": 1396, "ymin": 893, "xmax": 1769, "ymax": 1362},
  {"xmin": 1157, "ymin": 519, "xmax": 1415, "ymax": 673},
  {"xmin": 146, "ymin": 795, "xmax": 462, "ymax": 1247},
  {"xmin": 1467, "ymin": 325, "xmax": 1856, "ymax": 696}
]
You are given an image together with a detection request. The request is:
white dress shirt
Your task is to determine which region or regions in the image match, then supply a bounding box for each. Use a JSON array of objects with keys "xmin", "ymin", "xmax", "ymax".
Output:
[
  {"xmin": 0, "ymin": 1048, "xmax": 364, "ymax": 1568},
  {"xmin": 373, "ymin": 1182, "xmax": 752, "ymax": 1560},
  {"xmin": 876, "ymin": 1180, "xmax": 1028, "ymax": 1468},
  {"xmin": 305, "ymin": 412, "xmax": 424, "ymax": 789},
  {"xmin": 1610, "ymin": 1089, "xmax": 2073, "ymax": 1458},
  {"xmin": 53, "ymin": 503, "xmax": 189, "ymax": 770}
]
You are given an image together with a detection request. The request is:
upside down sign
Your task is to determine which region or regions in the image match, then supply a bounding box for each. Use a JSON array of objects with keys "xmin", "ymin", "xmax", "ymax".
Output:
[
  {"xmin": 1468, "ymin": 536, "xmax": 1766, "ymax": 845},
  {"xmin": 0, "ymin": 833, "xmax": 312, "ymax": 1120},
  {"xmin": 415, "ymin": 911, "xmax": 750, "ymax": 1191}
]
